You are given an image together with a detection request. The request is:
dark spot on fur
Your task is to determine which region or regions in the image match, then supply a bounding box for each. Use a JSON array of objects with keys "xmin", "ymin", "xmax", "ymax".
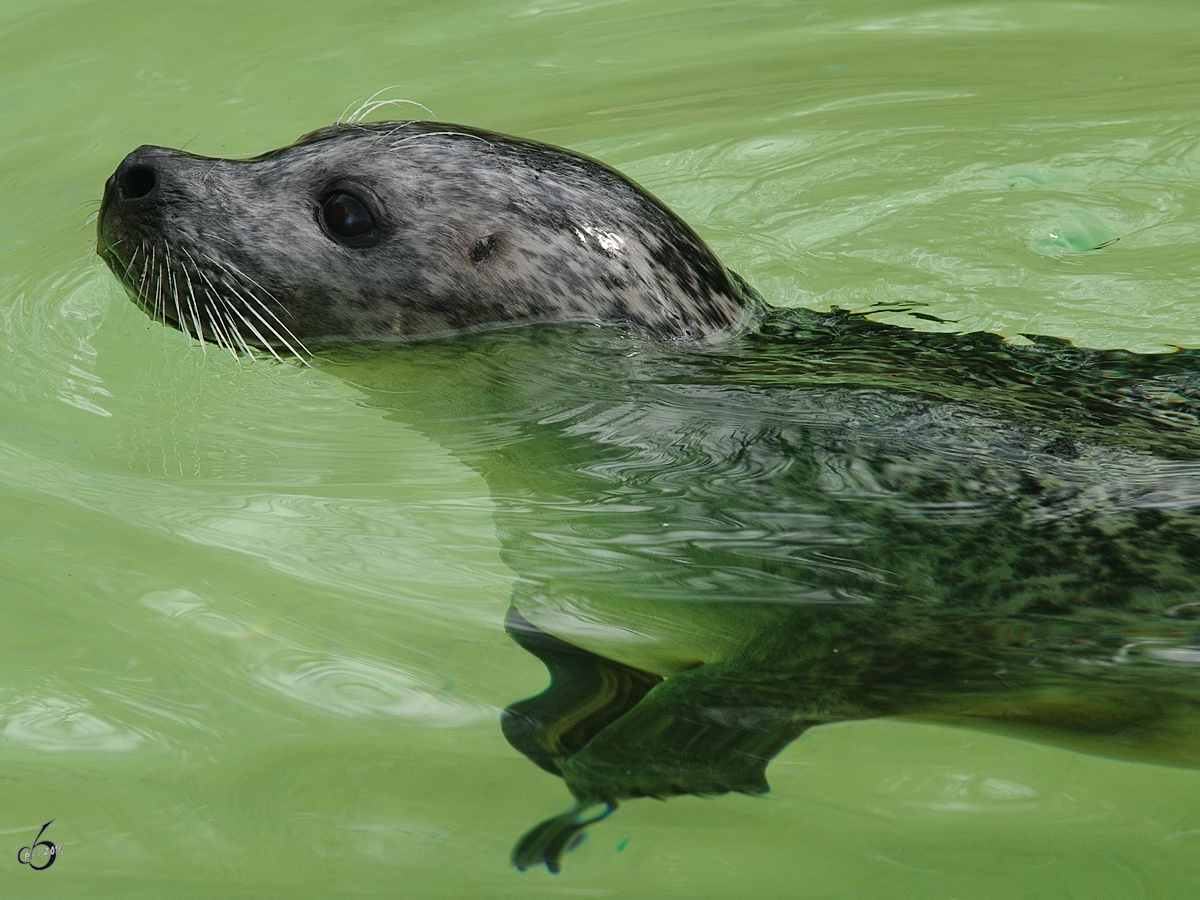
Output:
[
  {"xmin": 470, "ymin": 233, "xmax": 499, "ymax": 265},
  {"xmin": 1042, "ymin": 436, "xmax": 1079, "ymax": 459}
]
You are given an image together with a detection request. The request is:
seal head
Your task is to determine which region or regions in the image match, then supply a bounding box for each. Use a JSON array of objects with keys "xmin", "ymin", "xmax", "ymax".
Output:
[{"xmin": 97, "ymin": 121, "xmax": 750, "ymax": 353}]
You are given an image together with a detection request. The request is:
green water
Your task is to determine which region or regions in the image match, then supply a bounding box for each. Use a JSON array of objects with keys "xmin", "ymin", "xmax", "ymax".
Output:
[{"xmin": 4, "ymin": 0, "xmax": 1200, "ymax": 896}]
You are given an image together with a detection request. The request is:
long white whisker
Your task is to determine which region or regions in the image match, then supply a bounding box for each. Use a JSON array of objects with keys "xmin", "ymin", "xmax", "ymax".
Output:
[
  {"xmin": 167, "ymin": 250, "xmax": 194, "ymax": 348},
  {"xmin": 192, "ymin": 264, "xmax": 258, "ymax": 359},
  {"xmin": 202, "ymin": 289, "xmax": 239, "ymax": 360},
  {"xmin": 166, "ymin": 245, "xmax": 206, "ymax": 354},
  {"xmin": 124, "ymin": 243, "xmax": 141, "ymax": 282},
  {"xmin": 227, "ymin": 286, "xmax": 297, "ymax": 364},
  {"xmin": 177, "ymin": 254, "xmax": 220, "ymax": 354},
  {"xmin": 146, "ymin": 245, "xmax": 165, "ymax": 328},
  {"xmin": 206, "ymin": 289, "xmax": 250, "ymax": 357},
  {"xmin": 208, "ymin": 274, "xmax": 285, "ymax": 362},
  {"xmin": 163, "ymin": 253, "xmax": 182, "ymax": 340},
  {"xmin": 339, "ymin": 95, "xmax": 367, "ymax": 125},
  {"xmin": 342, "ymin": 86, "xmax": 432, "ymax": 125},
  {"xmin": 384, "ymin": 130, "xmax": 495, "ymax": 152},
  {"xmin": 217, "ymin": 283, "xmax": 285, "ymax": 363},
  {"xmin": 209, "ymin": 257, "xmax": 290, "ymax": 320},
  {"xmin": 209, "ymin": 262, "xmax": 309, "ymax": 362},
  {"xmin": 179, "ymin": 248, "xmax": 213, "ymax": 350},
  {"xmin": 203, "ymin": 277, "xmax": 240, "ymax": 359},
  {"xmin": 209, "ymin": 256, "xmax": 311, "ymax": 361},
  {"xmin": 218, "ymin": 307, "xmax": 245, "ymax": 358},
  {"xmin": 124, "ymin": 243, "xmax": 144, "ymax": 308},
  {"xmin": 357, "ymin": 98, "xmax": 436, "ymax": 123},
  {"xmin": 342, "ymin": 88, "xmax": 385, "ymax": 125},
  {"xmin": 136, "ymin": 242, "xmax": 153, "ymax": 314},
  {"xmin": 152, "ymin": 246, "xmax": 188, "ymax": 347},
  {"xmin": 215, "ymin": 295, "xmax": 256, "ymax": 357},
  {"xmin": 136, "ymin": 242, "xmax": 170, "ymax": 347}
]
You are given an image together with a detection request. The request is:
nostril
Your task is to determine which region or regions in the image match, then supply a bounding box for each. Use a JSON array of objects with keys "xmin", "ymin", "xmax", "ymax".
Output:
[{"xmin": 119, "ymin": 166, "xmax": 157, "ymax": 200}]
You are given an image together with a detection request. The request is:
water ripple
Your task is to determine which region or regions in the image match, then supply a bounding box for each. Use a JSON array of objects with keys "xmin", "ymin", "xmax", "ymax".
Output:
[{"xmin": 1, "ymin": 695, "xmax": 145, "ymax": 753}]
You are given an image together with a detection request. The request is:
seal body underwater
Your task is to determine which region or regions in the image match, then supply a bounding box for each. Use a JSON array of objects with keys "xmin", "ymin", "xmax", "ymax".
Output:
[{"xmin": 98, "ymin": 121, "xmax": 1200, "ymax": 873}]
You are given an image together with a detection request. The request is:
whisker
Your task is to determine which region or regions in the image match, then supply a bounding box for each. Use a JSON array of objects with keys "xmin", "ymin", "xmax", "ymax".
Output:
[
  {"xmin": 167, "ymin": 245, "xmax": 206, "ymax": 354},
  {"xmin": 188, "ymin": 256, "xmax": 238, "ymax": 359},
  {"xmin": 179, "ymin": 249, "xmax": 213, "ymax": 348},
  {"xmin": 384, "ymin": 130, "xmax": 495, "ymax": 152},
  {"xmin": 341, "ymin": 87, "xmax": 433, "ymax": 125},
  {"xmin": 135, "ymin": 242, "xmax": 152, "ymax": 310},
  {"xmin": 203, "ymin": 287, "xmax": 242, "ymax": 356},
  {"xmin": 218, "ymin": 307, "xmax": 246, "ymax": 358},
  {"xmin": 213, "ymin": 293, "xmax": 256, "ymax": 357},
  {"xmin": 164, "ymin": 250, "xmax": 193, "ymax": 349},
  {"xmin": 216, "ymin": 281, "xmax": 286, "ymax": 363},
  {"xmin": 123, "ymin": 244, "xmax": 142, "ymax": 299},
  {"xmin": 192, "ymin": 264, "xmax": 260, "ymax": 359},
  {"xmin": 204, "ymin": 294, "xmax": 230, "ymax": 352},
  {"xmin": 163, "ymin": 256, "xmax": 180, "ymax": 328},
  {"xmin": 178, "ymin": 254, "xmax": 219, "ymax": 352},
  {"xmin": 226, "ymin": 285, "xmax": 295, "ymax": 364},
  {"xmin": 150, "ymin": 245, "xmax": 184, "ymax": 346},
  {"xmin": 202, "ymin": 288, "xmax": 240, "ymax": 360},
  {"xmin": 356, "ymin": 98, "xmax": 436, "ymax": 124},
  {"xmin": 209, "ymin": 256, "xmax": 311, "ymax": 362},
  {"xmin": 139, "ymin": 243, "xmax": 162, "ymax": 327},
  {"xmin": 339, "ymin": 96, "xmax": 365, "ymax": 125}
]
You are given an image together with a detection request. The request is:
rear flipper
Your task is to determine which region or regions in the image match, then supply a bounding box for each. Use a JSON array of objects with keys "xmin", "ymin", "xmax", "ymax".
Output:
[
  {"xmin": 511, "ymin": 801, "xmax": 615, "ymax": 873},
  {"xmin": 557, "ymin": 660, "xmax": 816, "ymax": 804},
  {"xmin": 508, "ymin": 640, "xmax": 830, "ymax": 872}
]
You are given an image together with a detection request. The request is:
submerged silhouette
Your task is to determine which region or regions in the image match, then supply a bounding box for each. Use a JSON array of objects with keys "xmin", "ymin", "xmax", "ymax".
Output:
[{"xmin": 321, "ymin": 308, "xmax": 1200, "ymax": 872}]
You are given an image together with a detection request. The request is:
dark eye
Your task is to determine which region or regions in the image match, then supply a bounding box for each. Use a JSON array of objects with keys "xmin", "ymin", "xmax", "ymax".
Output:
[{"xmin": 321, "ymin": 192, "xmax": 375, "ymax": 239}]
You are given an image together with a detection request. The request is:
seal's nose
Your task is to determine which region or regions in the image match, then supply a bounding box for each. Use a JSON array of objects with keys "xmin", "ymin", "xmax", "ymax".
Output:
[
  {"xmin": 106, "ymin": 145, "xmax": 169, "ymax": 204},
  {"xmin": 116, "ymin": 163, "xmax": 156, "ymax": 200},
  {"xmin": 98, "ymin": 145, "xmax": 188, "ymax": 261}
]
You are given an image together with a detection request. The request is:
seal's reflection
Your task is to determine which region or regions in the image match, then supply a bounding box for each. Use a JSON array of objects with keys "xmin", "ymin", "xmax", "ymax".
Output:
[{"xmin": 321, "ymin": 311, "xmax": 1200, "ymax": 872}]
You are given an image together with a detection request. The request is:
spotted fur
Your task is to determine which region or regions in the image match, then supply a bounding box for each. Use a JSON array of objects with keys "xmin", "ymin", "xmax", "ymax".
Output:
[{"xmin": 97, "ymin": 121, "xmax": 752, "ymax": 357}]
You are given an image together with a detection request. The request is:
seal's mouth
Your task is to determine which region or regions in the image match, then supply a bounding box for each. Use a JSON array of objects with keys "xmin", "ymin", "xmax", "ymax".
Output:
[
  {"xmin": 95, "ymin": 233, "xmax": 185, "ymax": 333},
  {"xmin": 96, "ymin": 153, "xmax": 311, "ymax": 364},
  {"xmin": 98, "ymin": 227, "xmax": 310, "ymax": 363}
]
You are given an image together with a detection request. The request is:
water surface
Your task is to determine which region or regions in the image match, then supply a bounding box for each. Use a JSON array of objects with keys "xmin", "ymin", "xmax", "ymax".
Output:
[{"xmin": 4, "ymin": 1, "xmax": 1200, "ymax": 897}]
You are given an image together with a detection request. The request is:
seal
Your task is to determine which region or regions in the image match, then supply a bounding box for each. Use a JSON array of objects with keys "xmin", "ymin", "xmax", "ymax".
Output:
[
  {"xmin": 96, "ymin": 120, "xmax": 752, "ymax": 354},
  {"xmin": 328, "ymin": 323, "xmax": 1200, "ymax": 872},
  {"xmin": 97, "ymin": 122, "xmax": 1200, "ymax": 874}
]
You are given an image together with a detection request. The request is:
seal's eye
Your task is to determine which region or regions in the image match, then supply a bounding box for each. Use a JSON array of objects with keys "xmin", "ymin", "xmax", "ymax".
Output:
[{"xmin": 321, "ymin": 192, "xmax": 375, "ymax": 240}]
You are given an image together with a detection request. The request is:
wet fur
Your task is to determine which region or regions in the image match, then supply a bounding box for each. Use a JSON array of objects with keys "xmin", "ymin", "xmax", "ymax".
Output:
[{"xmin": 97, "ymin": 121, "xmax": 748, "ymax": 352}]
